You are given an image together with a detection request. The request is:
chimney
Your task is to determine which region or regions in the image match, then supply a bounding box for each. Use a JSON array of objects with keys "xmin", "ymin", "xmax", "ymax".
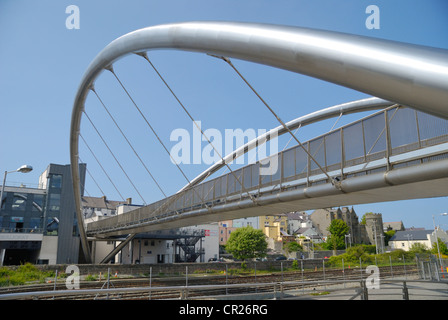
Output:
[{"xmin": 126, "ymin": 198, "xmax": 132, "ymax": 205}]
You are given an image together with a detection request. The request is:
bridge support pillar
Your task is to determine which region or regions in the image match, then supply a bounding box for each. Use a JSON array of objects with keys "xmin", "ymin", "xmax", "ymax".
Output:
[{"xmin": 100, "ymin": 234, "xmax": 136, "ymax": 264}]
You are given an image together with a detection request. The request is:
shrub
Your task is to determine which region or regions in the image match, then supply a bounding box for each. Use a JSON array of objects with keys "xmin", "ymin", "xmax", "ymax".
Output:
[
  {"xmin": 291, "ymin": 260, "xmax": 299, "ymax": 270},
  {"xmin": 85, "ymin": 274, "xmax": 98, "ymax": 281}
]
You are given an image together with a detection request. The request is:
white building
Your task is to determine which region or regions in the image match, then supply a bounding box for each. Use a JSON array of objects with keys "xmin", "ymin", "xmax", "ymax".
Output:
[
  {"xmin": 84, "ymin": 197, "xmax": 219, "ymax": 264},
  {"xmin": 233, "ymin": 217, "xmax": 260, "ymax": 229},
  {"xmin": 389, "ymin": 229, "xmax": 448, "ymax": 251}
]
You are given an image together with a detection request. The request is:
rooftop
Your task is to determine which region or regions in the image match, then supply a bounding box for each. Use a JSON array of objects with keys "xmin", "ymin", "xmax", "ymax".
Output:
[{"xmin": 390, "ymin": 230, "xmax": 433, "ymax": 241}]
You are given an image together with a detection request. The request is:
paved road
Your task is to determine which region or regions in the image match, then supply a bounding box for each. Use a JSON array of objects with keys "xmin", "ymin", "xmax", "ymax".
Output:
[{"xmin": 286, "ymin": 277, "xmax": 448, "ymax": 300}]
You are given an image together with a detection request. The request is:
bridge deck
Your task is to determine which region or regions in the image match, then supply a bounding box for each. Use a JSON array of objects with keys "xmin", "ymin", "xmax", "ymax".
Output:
[{"xmin": 87, "ymin": 106, "xmax": 448, "ymax": 237}]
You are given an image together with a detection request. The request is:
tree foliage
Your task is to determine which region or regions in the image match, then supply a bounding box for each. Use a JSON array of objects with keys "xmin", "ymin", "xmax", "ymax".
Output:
[
  {"xmin": 360, "ymin": 212, "xmax": 374, "ymax": 225},
  {"xmin": 283, "ymin": 241, "xmax": 303, "ymax": 254},
  {"xmin": 325, "ymin": 219, "xmax": 349, "ymax": 250},
  {"xmin": 225, "ymin": 226, "xmax": 268, "ymax": 261},
  {"xmin": 432, "ymin": 238, "xmax": 448, "ymax": 256}
]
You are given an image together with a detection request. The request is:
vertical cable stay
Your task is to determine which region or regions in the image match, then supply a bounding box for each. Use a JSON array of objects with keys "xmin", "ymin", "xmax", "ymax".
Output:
[
  {"xmin": 79, "ymin": 155, "xmax": 106, "ymax": 197},
  {"xmin": 211, "ymin": 55, "xmax": 341, "ymax": 190},
  {"xmin": 105, "ymin": 66, "xmax": 193, "ymax": 186},
  {"xmin": 105, "ymin": 64, "xmax": 209, "ymax": 209},
  {"xmin": 82, "ymin": 110, "xmax": 147, "ymax": 205},
  {"xmin": 90, "ymin": 86, "xmax": 167, "ymax": 198},
  {"xmin": 136, "ymin": 52, "xmax": 258, "ymax": 203},
  {"xmin": 79, "ymin": 134, "xmax": 125, "ymax": 201}
]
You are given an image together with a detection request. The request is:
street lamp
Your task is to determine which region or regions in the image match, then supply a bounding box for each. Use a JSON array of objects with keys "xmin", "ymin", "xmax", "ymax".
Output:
[
  {"xmin": 0, "ymin": 165, "xmax": 33, "ymax": 211},
  {"xmin": 432, "ymin": 212, "xmax": 448, "ymax": 269}
]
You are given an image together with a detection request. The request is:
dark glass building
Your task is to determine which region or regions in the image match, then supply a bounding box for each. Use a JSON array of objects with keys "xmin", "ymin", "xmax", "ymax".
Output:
[{"xmin": 0, "ymin": 163, "xmax": 86, "ymax": 265}]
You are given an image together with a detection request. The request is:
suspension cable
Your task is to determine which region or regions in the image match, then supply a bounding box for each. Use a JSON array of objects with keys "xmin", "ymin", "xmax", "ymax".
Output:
[
  {"xmin": 79, "ymin": 155, "xmax": 106, "ymax": 197},
  {"xmin": 212, "ymin": 55, "xmax": 341, "ymax": 190},
  {"xmin": 90, "ymin": 86, "xmax": 167, "ymax": 198},
  {"xmin": 79, "ymin": 134, "xmax": 125, "ymax": 200},
  {"xmin": 136, "ymin": 52, "xmax": 258, "ymax": 203},
  {"xmin": 105, "ymin": 65, "xmax": 194, "ymax": 188},
  {"xmin": 105, "ymin": 65, "xmax": 211, "ymax": 211},
  {"xmin": 83, "ymin": 110, "xmax": 147, "ymax": 204}
]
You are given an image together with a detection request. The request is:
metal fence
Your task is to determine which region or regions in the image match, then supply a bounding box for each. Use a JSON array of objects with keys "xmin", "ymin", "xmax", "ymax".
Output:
[
  {"xmin": 1, "ymin": 258, "xmax": 447, "ymax": 300},
  {"xmin": 87, "ymin": 106, "xmax": 448, "ymax": 234}
]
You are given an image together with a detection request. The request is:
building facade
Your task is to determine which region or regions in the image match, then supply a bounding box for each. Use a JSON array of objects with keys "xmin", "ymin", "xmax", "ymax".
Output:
[
  {"xmin": 309, "ymin": 207, "xmax": 385, "ymax": 250},
  {"xmin": 218, "ymin": 217, "xmax": 259, "ymax": 245},
  {"xmin": 218, "ymin": 220, "xmax": 236, "ymax": 246},
  {"xmin": 0, "ymin": 163, "xmax": 86, "ymax": 265},
  {"xmin": 389, "ymin": 229, "xmax": 448, "ymax": 251}
]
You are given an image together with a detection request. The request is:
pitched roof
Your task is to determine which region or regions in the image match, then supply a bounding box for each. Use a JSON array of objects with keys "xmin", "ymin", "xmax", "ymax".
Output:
[
  {"xmin": 390, "ymin": 230, "xmax": 432, "ymax": 241},
  {"xmin": 384, "ymin": 221, "xmax": 404, "ymax": 231},
  {"xmin": 82, "ymin": 196, "xmax": 126, "ymax": 210}
]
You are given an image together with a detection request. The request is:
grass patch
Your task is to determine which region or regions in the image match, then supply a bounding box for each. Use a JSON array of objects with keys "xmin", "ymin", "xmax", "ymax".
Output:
[
  {"xmin": 0, "ymin": 263, "xmax": 55, "ymax": 287},
  {"xmin": 310, "ymin": 291, "xmax": 330, "ymax": 296}
]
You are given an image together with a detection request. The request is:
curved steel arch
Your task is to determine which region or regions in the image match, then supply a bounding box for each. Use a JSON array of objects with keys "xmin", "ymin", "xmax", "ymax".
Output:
[{"xmin": 70, "ymin": 21, "xmax": 448, "ymax": 262}]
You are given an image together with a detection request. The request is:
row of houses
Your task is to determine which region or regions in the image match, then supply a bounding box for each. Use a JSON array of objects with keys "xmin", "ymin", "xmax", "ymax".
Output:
[{"xmin": 219, "ymin": 207, "xmax": 386, "ymax": 254}]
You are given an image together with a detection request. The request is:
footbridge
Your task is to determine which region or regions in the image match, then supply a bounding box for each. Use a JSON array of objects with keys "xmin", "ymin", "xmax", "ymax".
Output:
[
  {"xmin": 70, "ymin": 22, "xmax": 448, "ymax": 262},
  {"xmin": 85, "ymin": 103, "xmax": 448, "ymax": 238}
]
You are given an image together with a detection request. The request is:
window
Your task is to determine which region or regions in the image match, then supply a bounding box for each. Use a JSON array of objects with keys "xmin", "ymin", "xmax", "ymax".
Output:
[
  {"xmin": 49, "ymin": 174, "xmax": 62, "ymax": 189},
  {"xmin": 12, "ymin": 194, "xmax": 27, "ymax": 211},
  {"xmin": 32, "ymin": 194, "xmax": 44, "ymax": 212},
  {"xmin": 46, "ymin": 217, "xmax": 59, "ymax": 235},
  {"xmin": 29, "ymin": 218, "xmax": 41, "ymax": 230},
  {"xmin": 48, "ymin": 194, "xmax": 60, "ymax": 211}
]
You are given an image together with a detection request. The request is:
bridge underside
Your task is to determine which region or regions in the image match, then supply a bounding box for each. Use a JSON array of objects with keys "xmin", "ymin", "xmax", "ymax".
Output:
[{"xmin": 93, "ymin": 161, "xmax": 448, "ymax": 237}]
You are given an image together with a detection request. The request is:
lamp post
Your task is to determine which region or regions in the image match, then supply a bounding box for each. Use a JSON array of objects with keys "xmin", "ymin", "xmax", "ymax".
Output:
[
  {"xmin": 0, "ymin": 165, "xmax": 33, "ymax": 266},
  {"xmin": 432, "ymin": 212, "xmax": 448, "ymax": 269},
  {"xmin": 0, "ymin": 165, "xmax": 33, "ymax": 212}
]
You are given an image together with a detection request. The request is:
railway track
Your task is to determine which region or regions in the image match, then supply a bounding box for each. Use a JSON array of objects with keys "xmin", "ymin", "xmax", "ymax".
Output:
[{"xmin": 0, "ymin": 264, "xmax": 419, "ymax": 300}]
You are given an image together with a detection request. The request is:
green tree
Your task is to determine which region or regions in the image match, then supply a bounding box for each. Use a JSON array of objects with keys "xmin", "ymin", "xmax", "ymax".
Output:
[
  {"xmin": 409, "ymin": 242, "xmax": 429, "ymax": 254},
  {"xmin": 431, "ymin": 238, "xmax": 448, "ymax": 256},
  {"xmin": 384, "ymin": 230, "xmax": 396, "ymax": 246},
  {"xmin": 226, "ymin": 226, "xmax": 268, "ymax": 261},
  {"xmin": 326, "ymin": 219, "xmax": 349, "ymax": 251},
  {"xmin": 283, "ymin": 241, "xmax": 303, "ymax": 255},
  {"xmin": 360, "ymin": 212, "xmax": 375, "ymax": 225}
]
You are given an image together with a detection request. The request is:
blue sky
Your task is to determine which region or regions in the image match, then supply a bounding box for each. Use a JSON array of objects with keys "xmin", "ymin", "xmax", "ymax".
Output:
[{"xmin": 1, "ymin": 0, "xmax": 447, "ymax": 230}]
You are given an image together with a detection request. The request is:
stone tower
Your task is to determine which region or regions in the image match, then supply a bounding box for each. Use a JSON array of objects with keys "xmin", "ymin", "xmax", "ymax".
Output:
[{"xmin": 364, "ymin": 213, "xmax": 385, "ymax": 253}]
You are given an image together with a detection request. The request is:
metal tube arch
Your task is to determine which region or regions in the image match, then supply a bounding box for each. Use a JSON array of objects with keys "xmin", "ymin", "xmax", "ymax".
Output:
[{"xmin": 71, "ymin": 21, "xmax": 448, "ymax": 262}]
